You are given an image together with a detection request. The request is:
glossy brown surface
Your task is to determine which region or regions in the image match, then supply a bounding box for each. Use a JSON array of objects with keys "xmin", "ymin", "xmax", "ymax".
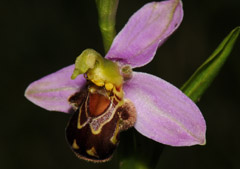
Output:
[{"xmin": 88, "ymin": 93, "xmax": 110, "ymax": 117}]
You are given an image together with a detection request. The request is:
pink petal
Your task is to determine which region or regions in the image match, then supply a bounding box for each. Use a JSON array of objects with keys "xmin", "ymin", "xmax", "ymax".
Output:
[
  {"xmin": 106, "ymin": 0, "xmax": 183, "ymax": 68},
  {"xmin": 25, "ymin": 65, "xmax": 86, "ymax": 113},
  {"xmin": 123, "ymin": 72, "xmax": 206, "ymax": 146}
]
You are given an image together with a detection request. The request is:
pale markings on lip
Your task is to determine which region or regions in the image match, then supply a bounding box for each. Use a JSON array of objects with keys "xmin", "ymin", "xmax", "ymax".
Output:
[
  {"xmin": 77, "ymin": 98, "xmax": 90, "ymax": 129},
  {"xmin": 72, "ymin": 139, "xmax": 80, "ymax": 149},
  {"xmin": 90, "ymin": 101, "xmax": 116, "ymax": 135},
  {"xmin": 86, "ymin": 147, "xmax": 99, "ymax": 158},
  {"xmin": 110, "ymin": 119, "xmax": 120, "ymax": 144}
]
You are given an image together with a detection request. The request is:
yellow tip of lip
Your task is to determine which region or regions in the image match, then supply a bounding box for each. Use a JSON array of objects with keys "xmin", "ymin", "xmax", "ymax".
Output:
[
  {"xmin": 86, "ymin": 147, "xmax": 99, "ymax": 158},
  {"xmin": 72, "ymin": 139, "xmax": 80, "ymax": 149}
]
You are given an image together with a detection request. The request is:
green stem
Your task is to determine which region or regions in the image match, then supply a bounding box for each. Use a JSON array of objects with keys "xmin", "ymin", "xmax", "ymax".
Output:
[
  {"xmin": 95, "ymin": 0, "xmax": 119, "ymax": 53},
  {"xmin": 118, "ymin": 129, "xmax": 164, "ymax": 169}
]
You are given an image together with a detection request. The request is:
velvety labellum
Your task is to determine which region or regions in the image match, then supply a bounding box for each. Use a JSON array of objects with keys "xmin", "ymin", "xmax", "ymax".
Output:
[{"xmin": 66, "ymin": 83, "xmax": 136, "ymax": 162}]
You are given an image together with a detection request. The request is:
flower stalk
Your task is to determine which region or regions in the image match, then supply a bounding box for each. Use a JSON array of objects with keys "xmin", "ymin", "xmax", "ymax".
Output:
[
  {"xmin": 95, "ymin": 0, "xmax": 119, "ymax": 53},
  {"xmin": 118, "ymin": 129, "xmax": 164, "ymax": 169}
]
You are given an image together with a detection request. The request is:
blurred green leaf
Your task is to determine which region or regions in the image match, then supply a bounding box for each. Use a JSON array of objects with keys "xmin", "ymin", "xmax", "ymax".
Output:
[
  {"xmin": 181, "ymin": 26, "xmax": 240, "ymax": 102},
  {"xmin": 96, "ymin": 0, "xmax": 119, "ymax": 53}
]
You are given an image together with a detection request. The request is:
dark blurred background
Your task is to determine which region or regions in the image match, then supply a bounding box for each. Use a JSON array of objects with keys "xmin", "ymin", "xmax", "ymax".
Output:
[{"xmin": 1, "ymin": 0, "xmax": 240, "ymax": 169}]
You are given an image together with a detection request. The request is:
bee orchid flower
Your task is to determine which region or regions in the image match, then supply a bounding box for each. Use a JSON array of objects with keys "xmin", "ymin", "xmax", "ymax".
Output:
[{"xmin": 25, "ymin": 0, "xmax": 206, "ymax": 162}]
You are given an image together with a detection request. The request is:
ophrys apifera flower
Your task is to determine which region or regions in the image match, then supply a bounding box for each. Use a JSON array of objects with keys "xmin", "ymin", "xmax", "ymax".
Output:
[{"xmin": 25, "ymin": 0, "xmax": 206, "ymax": 162}]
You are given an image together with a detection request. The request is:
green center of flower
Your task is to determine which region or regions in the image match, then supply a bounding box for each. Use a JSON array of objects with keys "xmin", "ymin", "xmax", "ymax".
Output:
[{"xmin": 71, "ymin": 49, "xmax": 125, "ymax": 97}]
